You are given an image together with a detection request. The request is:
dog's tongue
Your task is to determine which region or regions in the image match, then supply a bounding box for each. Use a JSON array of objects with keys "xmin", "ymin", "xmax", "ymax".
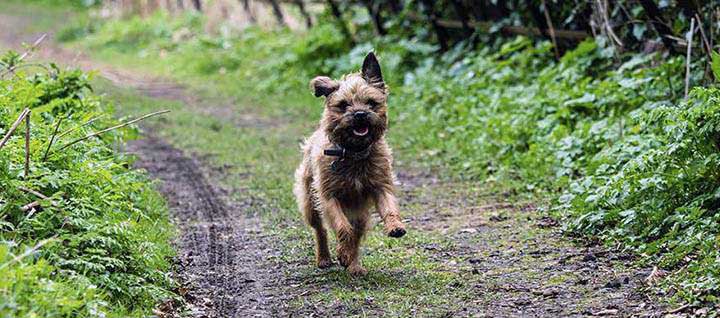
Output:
[{"xmin": 353, "ymin": 126, "xmax": 369, "ymax": 136}]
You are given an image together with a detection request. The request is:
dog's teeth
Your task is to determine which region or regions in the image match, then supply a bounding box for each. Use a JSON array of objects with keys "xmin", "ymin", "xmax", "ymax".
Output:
[{"xmin": 353, "ymin": 127, "xmax": 369, "ymax": 136}]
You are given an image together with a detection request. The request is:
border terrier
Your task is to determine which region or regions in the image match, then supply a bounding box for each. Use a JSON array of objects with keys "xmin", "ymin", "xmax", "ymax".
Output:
[{"xmin": 294, "ymin": 52, "xmax": 406, "ymax": 276}]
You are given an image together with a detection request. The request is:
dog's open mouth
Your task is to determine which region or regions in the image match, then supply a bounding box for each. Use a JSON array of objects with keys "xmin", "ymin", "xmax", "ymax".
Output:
[{"xmin": 352, "ymin": 125, "xmax": 369, "ymax": 137}]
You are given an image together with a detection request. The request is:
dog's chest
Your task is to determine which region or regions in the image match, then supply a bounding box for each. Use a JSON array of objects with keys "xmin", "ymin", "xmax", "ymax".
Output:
[{"xmin": 326, "ymin": 159, "xmax": 377, "ymax": 196}]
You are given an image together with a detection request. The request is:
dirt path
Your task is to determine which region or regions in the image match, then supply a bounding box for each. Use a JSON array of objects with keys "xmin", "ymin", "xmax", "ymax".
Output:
[
  {"xmin": 398, "ymin": 174, "xmax": 664, "ymax": 317},
  {"xmin": 126, "ymin": 136, "xmax": 292, "ymax": 317},
  {"xmin": 0, "ymin": 11, "xmax": 669, "ymax": 317}
]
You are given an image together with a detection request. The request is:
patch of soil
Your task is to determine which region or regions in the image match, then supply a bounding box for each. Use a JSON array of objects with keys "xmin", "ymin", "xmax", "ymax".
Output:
[
  {"xmin": 397, "ymin": 171, "xmax": 666, "ymax": 317},
  {"xmin": 125, "ymin": 136, "xmax": 295, "ymax": 317}
]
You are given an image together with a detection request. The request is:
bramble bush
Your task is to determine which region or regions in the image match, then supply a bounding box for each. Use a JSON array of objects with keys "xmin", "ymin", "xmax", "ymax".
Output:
[{"xmin": 0, "ymin": 52, "xmax": 175, "ymax": 317}]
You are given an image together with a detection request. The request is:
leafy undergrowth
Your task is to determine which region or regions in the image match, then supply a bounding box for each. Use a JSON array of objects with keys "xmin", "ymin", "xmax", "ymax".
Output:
[
  {"xmin": 0, "ymin": 52, "xmax": 175, "ymax": 317},
  {"xmin": 561, "ymin": 87, "xmax": 720, "ymax": 303},
  {"xmin": 62, "ymin": 7, "xmax": 720, "ymax": 305}
]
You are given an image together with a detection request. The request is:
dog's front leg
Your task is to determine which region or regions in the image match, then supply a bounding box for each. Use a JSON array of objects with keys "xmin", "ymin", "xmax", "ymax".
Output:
[
  {"xmin": 324, "ymin": 198, "xmax": 366, "ymax": 275},
  {"xmin": 375, "ymin": 190, "xmax": 406, "ymax": 238}
]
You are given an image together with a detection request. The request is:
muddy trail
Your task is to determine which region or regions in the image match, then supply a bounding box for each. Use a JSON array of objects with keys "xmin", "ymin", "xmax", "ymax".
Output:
[
  {"xmin": 0, "ymin": 12, "xmax": 669, "ymax": 317},
  {"xmin": 126, "ymin": 136, "xmax": 296, "ymax": 317}
]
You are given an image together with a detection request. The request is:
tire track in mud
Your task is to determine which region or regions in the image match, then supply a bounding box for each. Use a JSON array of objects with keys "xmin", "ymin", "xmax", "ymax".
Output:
[{"xmin": 126, "ymin": 136, "xmax": 291, "ymax": 317}]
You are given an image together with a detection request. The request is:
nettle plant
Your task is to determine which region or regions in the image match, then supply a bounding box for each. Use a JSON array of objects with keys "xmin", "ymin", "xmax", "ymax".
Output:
[
  {"xmin": 560, "ymin": 87, "xmax": 720, "ymax": 302},
  {"xmin": 0, "ymin": 51, "xmax": 175, "ymax": 317}
]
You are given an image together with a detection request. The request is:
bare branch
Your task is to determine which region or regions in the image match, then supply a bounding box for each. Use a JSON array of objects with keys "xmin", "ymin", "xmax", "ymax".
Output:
[
  {"xmin": 21, "ymin": 201, "xmax": 41, "ymax": 212},
  {"xmin": 0, "ymin": 108, "xmax": 30, "ymax": 151},
  {"xmin": 694, "ymin": 14, "xmax": 714, "ymax": 81},
  {"xmin": 24, "ymin": 110, "xmax": 30, "ymax": 178},
  {"xmin": 0, "ymin": 34, "xmax": 47, "ymax": 77},
  {"xmin": 0, "ymin": 237, "xmax": 56, "ymax": 270},
  {"xmin": 58, "ymin": 110, "xmax": 170, "ymax": 152},
  {"xmin": 541, "ymin": 0, "xmax": 560, "ymax": 59},
  {"xmin": 18, "ymin": 187, "xmax": 52, "ymax": 201},
  {"xmin": 685, "ymin": 18, "xmax": 695, "ymax": 99},
  {"xmin": 56, "ymin": 115, "xmax": 105, "ymax": 140},
  {"xmin": 43, "ymin": 116, "xmax": 64, "ymax": 162}
]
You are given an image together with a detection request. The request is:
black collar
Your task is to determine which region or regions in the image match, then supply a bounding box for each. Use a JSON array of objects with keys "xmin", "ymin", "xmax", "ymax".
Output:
[{"xmin": 324, "ymin": 144, "xmax": 372, "ymax": 160}]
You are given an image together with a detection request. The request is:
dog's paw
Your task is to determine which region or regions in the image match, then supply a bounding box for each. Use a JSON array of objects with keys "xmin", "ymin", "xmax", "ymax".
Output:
[
  {"xmin": 388, "ymin": 227, "xmax": 406, "ymax": 238},
  {"xmin": 317, "ymin": 257, "xmax": 333, "ymax": 269},
  {"xmin": 384, "ymin": 221, "xmax": 406, "ymax": 238},
  {"xmin": 347, "ymin": 265, "xmax": 368, "ymax": 276},
  {"xmin": 337, "ymin": 252, "xmax": 351, "ymax": 268}
]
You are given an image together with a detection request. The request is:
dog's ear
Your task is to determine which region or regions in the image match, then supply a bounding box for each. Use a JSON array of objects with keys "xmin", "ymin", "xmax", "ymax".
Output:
[
  {"xmin": 310, "ymin": 76, "xmax": 339, "ymax": 98},
  {"xmin": 361, "ymin": 52, "xmax": 384, "ymax": 89}
]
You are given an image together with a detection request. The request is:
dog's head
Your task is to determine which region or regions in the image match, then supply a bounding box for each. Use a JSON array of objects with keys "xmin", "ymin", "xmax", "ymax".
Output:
[{"xmin": 310, "ymin": 52, "xmax": 388, "ymax": 151}]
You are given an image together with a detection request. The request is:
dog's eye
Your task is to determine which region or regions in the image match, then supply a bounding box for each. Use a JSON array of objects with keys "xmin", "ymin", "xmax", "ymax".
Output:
[
  {"xmin": 337, "ymin": 101, "xmax": 350, "ymax": 111},
  {"xmin": 367, "ymin": 100, "xmax": 379, "ymax": 108}
]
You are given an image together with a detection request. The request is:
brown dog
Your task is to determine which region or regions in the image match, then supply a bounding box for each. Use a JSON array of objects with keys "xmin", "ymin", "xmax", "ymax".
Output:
[{"xmin": 294, "ymin": 52, "xmax": 406, "ymax": 276}]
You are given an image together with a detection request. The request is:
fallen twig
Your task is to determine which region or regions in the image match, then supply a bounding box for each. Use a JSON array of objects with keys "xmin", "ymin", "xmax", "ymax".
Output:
[
  {"xmin": 685, "ymin": 18, "xmax": 695, "ymax": 99},
  {"xmin": 42, "ymin": 116, "xmax": 64, "ymax": 162},
  {"xmin": 0, "ymin": 108, "xmax": 30, "ymax": 151},
  {"xmin": 18, "ymin": 187, "xmax": 55, "ymax": 203},
  {"xmin": 644, "ymin": 265, "xmax": 666, "ymax": 285},
  {"xmin": 58, "ymin": 110, "xmax": 170, "ymax": 152},
  {"xmin": 21, "ymin": 201, "xmax": 41, "ymax": 212},
  {"xmin": 667, "ymin": 304, "xmax": 690, "ymax": 314}
]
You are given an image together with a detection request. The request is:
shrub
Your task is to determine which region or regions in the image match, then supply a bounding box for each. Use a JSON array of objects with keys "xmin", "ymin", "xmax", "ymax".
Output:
[{"xmin": 0, "ymin": 51, "xmax": 175, "ymax": 317}]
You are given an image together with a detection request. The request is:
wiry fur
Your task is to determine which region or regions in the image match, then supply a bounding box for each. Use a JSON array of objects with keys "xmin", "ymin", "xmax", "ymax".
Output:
[{"xmin": 294, "ymin": 52, "xmax": 406, "ymax": 276}]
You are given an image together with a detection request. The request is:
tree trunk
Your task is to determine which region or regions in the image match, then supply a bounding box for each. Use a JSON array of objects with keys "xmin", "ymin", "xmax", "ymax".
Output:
[
  {"xmin": 268, "ymin": 0, "xmax": 286, "ymax": 26},
  {"xmin": 639, "ymin": 0, "xmax": 676, "ymax": 53},
  {"xmin": 295, "ymin": 0, "xmax": 313, "ymax": 28},
  {"xmin": 326, "ymin": 0, "xmax": 355, "ymax": 44},
  {"xmin": 240, "ymin": 0, "xmax": 256, "ymax": 23},
  {"xmin": 191, "ymin": 0, "xmax": 201, "ymax": 11},
  {"xmin": 450, "ymin": 0, "xmax": 473, "ymax": 39},
  {"xmin": 420, "ymin": 0, "xmax": 449, "ymax": 51},
  {"xmin": 363, "ymin": 0, "xmax": 386, "ymax": 35}
]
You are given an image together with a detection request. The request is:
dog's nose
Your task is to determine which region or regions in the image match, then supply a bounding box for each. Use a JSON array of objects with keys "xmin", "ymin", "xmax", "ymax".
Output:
[{"xmin": 354, "ymin": 111, "xmax": 368, "ymax": 120}]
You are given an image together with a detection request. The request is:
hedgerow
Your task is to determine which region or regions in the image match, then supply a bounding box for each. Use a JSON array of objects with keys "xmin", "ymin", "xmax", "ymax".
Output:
[{"xmin": 0, "ymin": 52, "xmax": 175, "ymax": 317}]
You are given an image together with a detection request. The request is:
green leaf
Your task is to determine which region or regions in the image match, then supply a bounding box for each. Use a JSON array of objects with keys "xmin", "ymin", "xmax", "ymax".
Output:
[{"xmin": 712, "ymin": 51, "xmax": 720, "ymax": 81}]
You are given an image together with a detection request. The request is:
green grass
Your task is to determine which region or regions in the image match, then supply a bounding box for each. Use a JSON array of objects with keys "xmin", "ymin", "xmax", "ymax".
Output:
[{"xmin": 0, "ymin": 0, "xmax": 78, "ymax": 35}]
